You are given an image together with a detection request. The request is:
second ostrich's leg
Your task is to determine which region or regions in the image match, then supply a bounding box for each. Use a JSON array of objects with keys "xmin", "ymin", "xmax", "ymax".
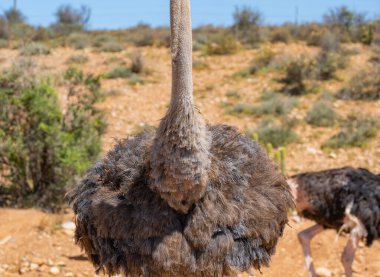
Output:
[
  {"xmin": 298, "ymin": 224, "xmax": 324, "ymax": 277},
  {"xmin": 341, "ymin": 226, "xmax": 363, "ymax": 277}
]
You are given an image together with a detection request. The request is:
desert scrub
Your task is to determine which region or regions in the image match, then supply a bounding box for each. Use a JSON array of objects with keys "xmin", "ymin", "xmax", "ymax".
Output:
[
  {"xmin": 67, "ymin": 32, "xmax": 90, "ymax": 49},
  {"xmin": 252, "ymin": 92, "xmax": 298, "ymax": 116},
  {"xmin": 250, "ymin": 119, "xmax": 298, "ymax": 148},
  {"xmin": 0, "ymin": 39, "xmax": 8, "ymax": 48},
  {"xmin": 203, "ymin": 34, "xmax": 239, "ymax": 55},
  {"xmin": 312, "ymin": 50, "xmax": 346, "ymax": 80},
  {"xmin": 305, "ymin": 101, "xmax": 338, "ymax": 127},
  {"xmin": 229, "ymin": 92, "xmax": 297, "ymax": 117},
  {"xmin": 234, "ymin": 48, "xmax": 276, "ymax": 77},
  {"xmin": 100, "ymin": 41, "xmax": 123, "ymax": 52},
  {"xmin": 130, "ymin": 51, "xmax": 144, "ymax": 74},
  {"xmin": 193, "ymin": 60, "xmax": 209, "ymax": 70},
  {"xmin": 105, "ymin": 66, "xmax": 132, "ymax": 79},
  {"xmin": 128, "ymin": 75, "xmax": 145, "ymax": 85},
  {"xmin": 0, "ymin": 67, "xmax": 105, "ymax": 209},
  {"xmin": 225, "ymin": 90, "xmax": 241, "ymax": 99},
  {"xmin": 323, "ymin": 115, "xmax": 378, "ymax": 149},
  {"xmin": 66, "ymin": 54, "xmax": 89, "ymax": 64},
  {"xmin": 337, "ymin": 66, "xmax": 380, "ymax": 100},
  {"xmin": 19, "ymin": 42, "xmax": 50, "ymax": 56},
  {"xmin": 279, "ymin": 58, "xmax": 315, "ymax": 96},
  {"xmin": 93, "ymin": 35, "xmax": 123, "ymax": 52}
]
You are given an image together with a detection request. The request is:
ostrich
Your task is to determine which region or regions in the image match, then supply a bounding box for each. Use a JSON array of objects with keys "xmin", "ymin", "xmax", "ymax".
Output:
[
  {"xmin": 67, "ymin": 0, "xmax": 293, "ymax": 276},
  {"xmin": 288, "ymin": 167, "xmax": 380, "ymax": 277}
]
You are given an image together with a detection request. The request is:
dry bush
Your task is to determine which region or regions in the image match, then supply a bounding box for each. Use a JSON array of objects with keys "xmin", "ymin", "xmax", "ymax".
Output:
[
  {"xmin": 203, "ymin": 33, "xmax": 239, "ymax": 55},
  {"xmin": 305, "ymin": 101, "xmax": 338, "ymax": 127},
  {"xmin": 337, "ymin": 66, "xmax": 380, "ymax": 100}
]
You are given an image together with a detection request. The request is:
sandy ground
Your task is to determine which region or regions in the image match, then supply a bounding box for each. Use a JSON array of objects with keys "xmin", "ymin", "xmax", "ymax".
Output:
[
  {"xmin": 0, "ymin": 208, "xmax": 379, "ymax": 277},
  {"xmin": 0, "ymin": 43, "xmax": 379, "ymax": 276}
]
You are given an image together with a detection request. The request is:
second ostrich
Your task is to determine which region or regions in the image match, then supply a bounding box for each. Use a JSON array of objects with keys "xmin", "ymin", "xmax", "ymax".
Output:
[
  {"xmin": 68, "ymin": 0, "xmax": 293, "ymax": 276},
  {"xmin": 288, "ymin": 167, "xmax": 380, "ymax": 277}
]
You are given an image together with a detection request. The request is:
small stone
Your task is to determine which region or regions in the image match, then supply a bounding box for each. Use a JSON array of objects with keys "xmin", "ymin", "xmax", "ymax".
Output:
[
  {"xmin": 0, "ymin": 236, "xmax": 14, "ymax": 245},
  {"xmin": 64, "ymin": 273, "xmax": 74, "ymax": 277},
  {"xmin": 61, "ymin": 221, "xmax": 76, "ymax": 231},
  {"xmin": 30, "ymin": 263, "xmax": 39, "ymax": 270},
  {"xmin": 328, "ymin": 152, "xmax": 337, "ymax": 159},
  {"xmin": 306, "ymin": 147, "xmax": 317, "ymax": 155},
  {"xmin": 316, "ymin": 267, "xmax": 332, "ymax": 277},
  {"xmin": 49, "ymin": 266, "xmax": 60, "ymax": 275},
  {"xmin": 291, "ymin": 215, "xmax": 302, "ymax": 223},
  {"xmin": 19, "ymin": 267, "xmax": 29, "ymax": 274},
  {"xmin": 47, "ymin": 259, "xmax": 54, "ymax": 266}
]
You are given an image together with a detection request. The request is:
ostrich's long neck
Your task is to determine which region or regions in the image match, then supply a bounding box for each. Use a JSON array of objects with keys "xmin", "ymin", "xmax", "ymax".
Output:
[
  {"xmin": 169, "ymin": 0, "xmax": 193, "ymax": 111},
  {"xmin": 150, "ymin": 0, "xmax": 211, "ymax": 214}
]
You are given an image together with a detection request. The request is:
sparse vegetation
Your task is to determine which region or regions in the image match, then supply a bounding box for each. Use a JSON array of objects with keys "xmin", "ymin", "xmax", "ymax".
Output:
[
  {"xmin": 51, "ymin": 5, "xmax": 91, "ymax": 36},
  {"xmin": 235, "ymin": 48, "xmax": 277, "ymax": 77},
  {"xmin": 193, "ymin": 60, "xmax": 209, "ymax": 70},
  {"xmin": 19, "ymin": 43, "xmax": 50, "ymax": 56},
  {"xmin": 250, "ymin": 119, "xmax": 298, "ymax": 147},
  {"xmin": 203, "ymin": 34, "xmax": 239, "ymax": 55},
  {"xmin": 232, "ymin": 6, "xmax": 263, "ymax": 46},
  {"xmin": 66, "ymin": 54, "xmax": 89, "ymax": 64},
  {"xmin": 337, "ymin": 66, "xmax": 380, "ymax": 100},
  {"xmin": 305, "ymin": 101, "xmax": 338, "ymax": 127},
  {"xmin": 313, "ymin": 50, "xmax": 346, "ymax": 80},
  {"xmin": 67, "ymin": 32, "xmax": 90, "ymax": 49},
  {"xmin": 251, "ymin": 92, "xmax": 298, "ymax": 116},
  {"xmin": 323, "ymin": 115, "xmax": 378, "ymax": 149},
  {"xmin": 130, "ymin": 51, "xmax": 144, "ymax": 74},
  {"xmin": 280, "ymin": 59, "xmax": 313, "ymax": 95},
  {"xmin": 99, "ymin": 40, "xmax": 124, "ymax": 53},
  {"xmin": 105, "ymin": 66, "xmax": 132, "ymax": 79}
]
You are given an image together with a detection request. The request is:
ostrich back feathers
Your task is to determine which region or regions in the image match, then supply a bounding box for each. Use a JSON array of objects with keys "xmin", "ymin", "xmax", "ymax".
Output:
[
  {"xmin": 68, "ymin": 125, "xmax": 293, "ymax": 276},
  {"xmin": 292, "ymin": 167, "xmax": 380, "ymax": 246}
]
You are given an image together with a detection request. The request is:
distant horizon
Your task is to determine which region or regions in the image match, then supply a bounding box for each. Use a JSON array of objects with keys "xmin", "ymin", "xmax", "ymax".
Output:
[{"xmin": 0, "ymin": 0, "xmax": 379, "ymax": 30}]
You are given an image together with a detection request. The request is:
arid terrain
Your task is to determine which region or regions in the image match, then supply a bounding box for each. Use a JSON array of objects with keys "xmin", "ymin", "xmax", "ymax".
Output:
[{"xmin": 0, "ymin": 43, "xmax": 379, "ymax": 276}]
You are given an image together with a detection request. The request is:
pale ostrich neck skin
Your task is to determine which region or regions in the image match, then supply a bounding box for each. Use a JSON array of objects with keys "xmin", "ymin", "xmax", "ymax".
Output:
[{"xmin": 150, "ymin": 0, "xmax": 211, "ymax": 214}]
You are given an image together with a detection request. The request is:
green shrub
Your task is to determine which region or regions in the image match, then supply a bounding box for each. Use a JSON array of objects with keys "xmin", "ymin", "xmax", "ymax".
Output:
[
  {"xmin": 67, "ymin": 32, "xmax": 90, "ymax": 49},
  {"xmin": 92, "ymin": 34, "xmax": 115, "ymax": 47},
  {"xmin": 232, "ymin": 6, "xmax": 263, "ymax": 46},
  {"xmin": 337, "ymin": 66, "xmax": 380, "ymax": 100},
  {"xmin": 229, "ymin": 103, "xmax": 253, "ymax": 115},
  {"xmin": 270, "ymin": 27, "xmax": 292, "ymax": 43},
  {"xmin": 105, "ymin": 66, "xmax": 132, "ymax": 79},
  {"xmin": 229, "ymin": 92, "xmax": 297, "ymax": 117},
  {"xmin": 0, "ymin": 67, "xmax": 105, "ymax": 209},
  {"xmin": 323, "ymin": 115, "xmax": 378, "ymax": 148},
  {"xmin": 225, "ymin": 90, "xmax": 241, "ymax": 99},
  {"xmin": 251, "ymin": 119, "xmax": 298, "ymax": 148},
  {"xmin": 234, "ymin": 48, "xmax": 276, "ymax": 77},
  {"xmin": 99, "ymin": 40, "xmax": 123, "ymax": 52},
  {"xmin": 50, "ymin": 5, "xmax": 91, "ymax": 36},
  {"xmin": 252, "ymin": 92, "xmax": 298, "ymax": 116},
  {"xmin": 280, "ymin": 59, "xmax": 311, "ymax": 95},
  {"xmin": 305, "ymin": 101, "xmax": 337, "ymax": 127},
  {"xmin": 0, "ymin": 38, "xmax": 8, "ymax": 48},
  {"xmin": 19, "ymin": 42, "xmax": 50, "ymax": 56},
  {"xmin": 319, "ymin": 31, "xmax": 341, "ymax": 52},
  {"xmin": 193, "ymin": 60, "xmax": 209, "ymax": 70},
  {"xmin": 66, "ymin": 54, "xmax": 89, "ymax": 64},
  {"xmin": 313, "ymin": 50, "xmax": 346, "ymax": 80},
  {"xmin": 128, "ymin": 75, "xmax": 145, "ymax": 85},
  {"xmin": 203, "ymin": 34, "xmax": 239, "ymax": 55}
]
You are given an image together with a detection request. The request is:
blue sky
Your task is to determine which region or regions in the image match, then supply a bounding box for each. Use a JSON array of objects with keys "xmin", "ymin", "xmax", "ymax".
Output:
[{"xmin": 1, "ymin": 0, "xmax": 379, "ymax": 29}]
